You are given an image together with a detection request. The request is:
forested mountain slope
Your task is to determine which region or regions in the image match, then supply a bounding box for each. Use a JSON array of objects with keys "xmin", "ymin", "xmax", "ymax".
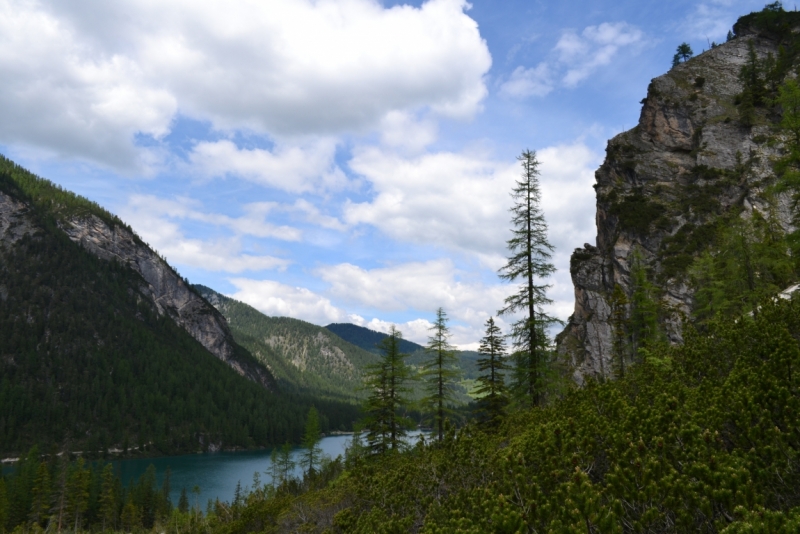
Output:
[
  {"xmin": 325, "ymin": 323, "xmax": 424, "ymax": 354},
  {"xmin": 196, "ymin": 287, "xmax": 379, "ymax": 402},
  {"xmin": 0, "ymin": 157, "xmax": 358, "ymax": 456},
  {"xmin": 558, "ymin": 7, "xmax": 800, "ymax": 382}
]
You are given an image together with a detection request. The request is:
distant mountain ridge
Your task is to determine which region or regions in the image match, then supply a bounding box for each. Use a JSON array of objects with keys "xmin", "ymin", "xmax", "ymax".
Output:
[
  {"xmin": 325, "ymin": 323, "xmax": 425, "ymax": 354},
  {"xmin": 196, "ymin": 286, "xmax": 380, "ymax": 402}
]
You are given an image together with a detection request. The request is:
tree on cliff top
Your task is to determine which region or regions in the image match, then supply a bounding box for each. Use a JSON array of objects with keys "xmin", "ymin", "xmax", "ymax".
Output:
[
  {"xmin": 672, "ymin": 42, "xmax": 693, "ymax": 67},
  {"xmin": 498, "ymin": 150, "xmax": 560, "ymax": 407}
]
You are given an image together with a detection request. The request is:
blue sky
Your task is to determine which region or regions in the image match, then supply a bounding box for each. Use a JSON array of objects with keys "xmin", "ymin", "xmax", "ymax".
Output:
[{"xmin": 0, "ymin": 0, "xmax": 769, "ymax": 347}]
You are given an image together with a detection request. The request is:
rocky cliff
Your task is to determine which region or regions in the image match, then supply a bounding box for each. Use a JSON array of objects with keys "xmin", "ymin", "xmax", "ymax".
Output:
[
  {"xmin": 556, "ymin": 10, "xmax": 798, "ymax": 383},
  {"xmin": 58, "ymin": 215, "xmax": 275, "ymax": 389}
]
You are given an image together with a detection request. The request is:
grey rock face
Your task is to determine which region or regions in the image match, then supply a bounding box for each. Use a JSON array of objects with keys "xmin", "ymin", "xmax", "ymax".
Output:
[
  {"xmin": 0, "ymin": 191, "xmax": 37, "ymax": 246},
  {"xmin": 58, "ymin": 213, "xmax": 274, "ymax": 390},
  {"xmin": 556, "ymin": 31, "xmax": 796, "ymax": 381}
]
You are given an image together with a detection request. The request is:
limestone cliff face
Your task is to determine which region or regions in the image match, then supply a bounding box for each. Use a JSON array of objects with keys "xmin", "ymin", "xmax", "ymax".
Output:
[
  {"xmin": 556, "ymin": 24, "xmax": 796, "ymax": 383},
  {"xmin": 0, "ymin": 189, "xmax": 273, "ymax": 389},
  {"xmin": 58, "ymin": 214, "xmax": 274, "ymax": 389}
]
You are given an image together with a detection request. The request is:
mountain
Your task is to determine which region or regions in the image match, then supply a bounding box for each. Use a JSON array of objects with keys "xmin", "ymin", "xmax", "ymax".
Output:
[
  {"xmin": 557, "ymin": 8, "xmax": 800, "ymax": 382},
  {"xmin": 0, "ymin": 155, "xmax": 358, "ymax": 456},
  {"xmin": 195, "ymin": 286, "xmax": 380, "ymax": 402},
  {"xmin": 325, "ymin": 323, "xmax": 425, "ymax": 354}
]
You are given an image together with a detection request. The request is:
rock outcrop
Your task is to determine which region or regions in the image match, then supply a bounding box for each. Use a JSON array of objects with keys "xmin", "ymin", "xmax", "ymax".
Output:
[
  {"xmin": 556, "ymin": 18, "xmax": 797, "ymax": 383},
  {"xmin": 58, "ymin": 213, "xmax": 274, "ymax": 389}
]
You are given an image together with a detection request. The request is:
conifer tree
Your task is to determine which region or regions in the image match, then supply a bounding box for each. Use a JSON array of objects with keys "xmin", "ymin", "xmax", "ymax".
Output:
[
  {"xmin": 99, "ymin": 463, "xmax": 117, "ymax": 531},
  {"xmin": 301, "ymin": 406, "xmax": 323, "ymax": 476},
  {"xmin": 28, "ymin": 461, "xmax": 51, "ymax": 527},
  {"xmin": 276, "ymin": 443, "xmax": 296, "ymax": 484},
  {"xmin": 178, "ymin": 488, "xmax": 189, "ymax": 514},
  {"xmin": 628, "ymin": 251, "xmax": 660, "ymax": 357},
  {"xmin": 66, "ymin": 457, "xmax": 90, "ymax": 532},
  {"xmin": 672, "ymin": 42, "xmax": 693, "ymax": 67},
  {"xmin": 474, "ymin": 317, "xmax": 509, "ymax": 427},
  {"xmin": 0, "ymin": 478, "xmax": 7, "ymax": 532},
  {"xmin": 362, "ymin": 326, "xmax": 413, "ymax": 454},
  {"xmin": 609, "ymin": 284, "xmax": 629, "ymax": 378},
  {"xmin": 498, "ymin": 150, "xmax": 559, "ymax": 407},
  {"xmin": 421, "ymin": 308, "xmax": 459, "ymax": 442}
]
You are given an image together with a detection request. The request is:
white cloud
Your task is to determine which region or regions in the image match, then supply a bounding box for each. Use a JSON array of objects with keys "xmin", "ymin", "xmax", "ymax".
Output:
[
  {"xmin": 0, "ymin": 0, "xmax": 491, "ymax": 167},
  {"xmin": 346, "ymin": 148, "xmax": 518, "ymax": 256},
  {"xmin": 379, "ymin": 111, "xmax": 438, "ymax": 153},
  {"xmin": 557, "ymin": 23, "xmax": 643, "ymax": 87},
  {"xmin": 500, "ymin": 21, "xmax": 642, "ymax": 97},
  {"xmin": 229, "ymin": 278, "xmax": 351, "ymax": 325},
  {"xmin": 187, "ymin": 138, "xmax": 349, "ymax": 193},
  {"xmin": 339, "ymin": 140, "xmax": 599, "ymax": 332},
  {"xmin": 119, "ymin": 195, "xmax": 292, "ymax": 273},
  {"xmin": 499, "ymin": 63, "xmax": 553, "ymax": 98},
  {"xmin": 681, "ymin": 1, "xmax": 757, "ymax": 42},
  {"xmin": 315, "ymin": 259, "xmax": 513, "ymax": 343}
]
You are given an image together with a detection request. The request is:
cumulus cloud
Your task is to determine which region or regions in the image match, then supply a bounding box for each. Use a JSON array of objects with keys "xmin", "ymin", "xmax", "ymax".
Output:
[
  {"xmin": 187, "ymin": 138, "xmax": 349, "ymax": 193},
  {"xmin": 500, "ymin": 21, "xmax": 642, "ymax": 97},
  {"xmin": 340, "ymin": 140, "xmax": 600, "ymax": 327},
  {"xmin": 228, "ymin": 278, "xmax": 352, "ymax": 325},
  {"xmin": 0, "ymin": 0, "xmax": 491, "ymax": 167},
  {"xmin": 345, "ymin": 148, "xmax": 518, "ymax": 257}
]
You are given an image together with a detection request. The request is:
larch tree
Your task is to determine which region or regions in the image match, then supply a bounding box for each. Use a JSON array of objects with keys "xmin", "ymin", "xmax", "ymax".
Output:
[
  {"xmin": 422, "ymin": 307, "xmax": 459, "ymax": 442},
  {"xmin": 301, "ymin": 406, "xmax": 323, "ymax": 477},
  {"xmin": 474, "ymin": 317, "xmax": 509, "ymax": 427},
  {"xmin": 362, "ymin": 326, "xmax": 414, "ymax": 454},
  {"xmin": 498, "ymin": 149, "xmax": 559, "ymax": 408}
]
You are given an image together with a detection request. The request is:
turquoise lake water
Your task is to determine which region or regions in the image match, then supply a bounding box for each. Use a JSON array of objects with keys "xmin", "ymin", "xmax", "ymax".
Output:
[{"xmin": 113, "ymin": 434, "xmax": 355, "ymax": 508}]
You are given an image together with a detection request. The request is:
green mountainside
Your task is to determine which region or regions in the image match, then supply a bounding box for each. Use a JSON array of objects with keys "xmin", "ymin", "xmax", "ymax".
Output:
[
  {"xmin": 325, "ymin": 322, "xmax": 481, "ymax": 392},
  {"xmin": 324, "ymin": 323, "xmax": 424, "ymax": 354},
  {"xmin": 0, "ymin": 158, "xmax": 359, "ymax": 457},
  {"xmin": 221, "ymin": 295, "xmax": 800, "ymax": 533},
  {"xmin": 195, "ymin": 287, "xmax": 380, "ymax": 402}
]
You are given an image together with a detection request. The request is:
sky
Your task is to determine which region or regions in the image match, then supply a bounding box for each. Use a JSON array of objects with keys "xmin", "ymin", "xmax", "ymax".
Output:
[{"xmin": 0, "ymin": 0, "xmax": 771, "ymax": 348}]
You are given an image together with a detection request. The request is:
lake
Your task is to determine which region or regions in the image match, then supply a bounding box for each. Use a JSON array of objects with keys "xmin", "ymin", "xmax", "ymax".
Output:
[{"xmin": 114, "ymin": 434, "xmax": 353, "ymax": 508}]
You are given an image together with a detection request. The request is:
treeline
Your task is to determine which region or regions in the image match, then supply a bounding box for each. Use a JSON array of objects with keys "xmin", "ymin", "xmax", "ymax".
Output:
[
  {"xmin": 0, "ymin": 449, "xmax": 193, "ymax": 532},
  {"xmin": 0, "ymin": 169, "xmax": 359, "ymax": 456}
]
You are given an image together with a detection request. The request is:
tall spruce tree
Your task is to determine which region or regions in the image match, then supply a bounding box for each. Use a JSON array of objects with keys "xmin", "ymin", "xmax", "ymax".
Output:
[
  {"xmin": 362, "ymin": 326, "xmax": 413, "ymax": 454},
  {"xmin": 474, "ymin": 317, "xmax": 509, "ymax": 427},
  {"xmin": 498, "ymin": 149, "xmax": 559, "ymax": 407},
  {"xmin": 421, "ymin": 308, "xmax": 459, "ymax": 442}
]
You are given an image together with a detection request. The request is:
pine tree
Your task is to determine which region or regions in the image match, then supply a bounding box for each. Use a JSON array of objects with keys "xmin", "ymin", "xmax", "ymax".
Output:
[
  {"xmin": 421, "ymin": 308, "xmax": 459, "ymax": 442},
  {"xmin": 99, "ymin": 463, "xmax": 117, "ymax": 531},
  {"xmin": 474, "ymin": 317, "xmax": 509, "ymax": 427},
  {"xmin": 178, "ymin": 488, "xmax": 189, "ymax": 514},
  {"xmin": 28, "ymin": 461, "xmax": 51, "ymax": 527},
  {"xmin": 498, "ymin": 150, "xmax": 559, "ymax": 407},
  {"xmin": 301, "ymin": 406, "xmax": 323, "ymax": 477},
  {"xmin": 0, "ymin": 478, "xmax": 7, "ymax": 533},
  {"xmin": 66, "ymin": 457, "xmax": 90, "ymax": 532},
  {"xmin": 672, "ymin": 42, "xmax": 693, "ymax": 67},
  {"xmin": 362, "ymin": 326, "xmax": 414, "ymax": 454}
]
